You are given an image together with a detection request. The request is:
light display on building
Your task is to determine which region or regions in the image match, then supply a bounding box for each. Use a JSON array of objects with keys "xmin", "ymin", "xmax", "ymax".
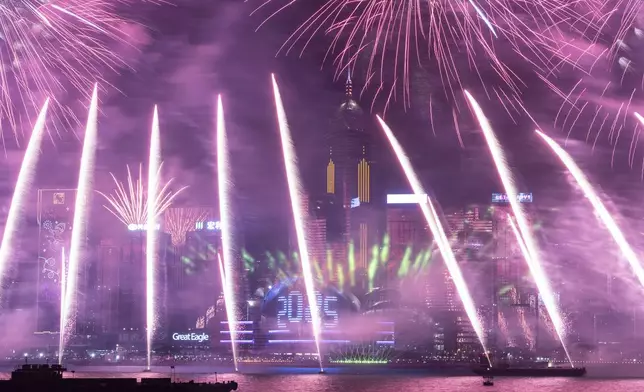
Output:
[
  {"xmin": 275, "ymin": 290, "xmax": 339, "ymax": 329},
  {"xmin": 256, "ymin": 280, "xmax": 394, "ymax": 349},
  {"xmin": 36, "ymin": 189, "xmax": 76, "ymax": 332}
]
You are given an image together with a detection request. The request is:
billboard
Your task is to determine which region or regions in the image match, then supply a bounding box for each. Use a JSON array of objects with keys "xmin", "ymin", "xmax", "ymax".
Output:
[
  {"xmin": 350, "ymin": 197, "xmax": 360, "ymax": 208},
  {"xmin": 492, "ymin": 193, "xmax": 533, "ymax": 203},
  {"xmin": 386, "ymin": 194, "xmax": 429, "ymax": 204}
]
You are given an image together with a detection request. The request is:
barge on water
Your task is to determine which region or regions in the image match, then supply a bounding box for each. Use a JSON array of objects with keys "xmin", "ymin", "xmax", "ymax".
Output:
[
  {"xmin": 473, "ymin": 366, "xmax": 587, "ymax": 377},
  {"xmin": 3, "ymin": 363, "xmax": 239, "ymax": 392},
  {"xmin": 473, "ymin": 353, "xmax": 586, "ymax": 378}
]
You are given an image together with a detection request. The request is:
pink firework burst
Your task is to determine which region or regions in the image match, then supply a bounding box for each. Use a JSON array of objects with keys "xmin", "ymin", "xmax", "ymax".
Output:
[
  {"xmin": 0, "ymin": 1, "xmax": 146, "ymax": 150},
  {"xmin": 254, "ymin": 0, "xmax": 642, "ymax": 140}
]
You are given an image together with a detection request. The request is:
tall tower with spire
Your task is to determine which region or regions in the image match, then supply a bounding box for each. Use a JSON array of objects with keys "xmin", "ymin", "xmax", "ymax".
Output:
[
  {"xmin": 326, "ymin": 70, "xmax": 371, "ymax": 206},
  {"xmin": 319, "ymin": 71, "xmax": 375, "ymax": 278}
]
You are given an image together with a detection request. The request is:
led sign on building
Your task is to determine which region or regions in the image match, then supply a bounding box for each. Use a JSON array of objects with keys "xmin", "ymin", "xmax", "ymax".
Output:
[
  {"xmin": 195, "ymin": 221, "xmax": 221, "ymax": 231},
  {"xmin": 265, "ymin": 291, "xmax": 395, "ymax": 346},
  {"xmin": 276, "ymin": 290, "xmax": 339, "ymax": 328},
  {"xmin": 172, "ymin": 332, "xmax": 210, "ymax": 343},
  {"xmin": 350, "ymin": 197, "xmax": 360, "ymax": 208},
  {"xmin": 386, "ymin": 194, "xmax": 429, "ymax": 204},
  {"xmin": 491, "ymin": 193, "xmax": 533, "ymax": 203},
  {"xmin": 127, "ymin": 223, "xmax": 161, "ymax": 231}
]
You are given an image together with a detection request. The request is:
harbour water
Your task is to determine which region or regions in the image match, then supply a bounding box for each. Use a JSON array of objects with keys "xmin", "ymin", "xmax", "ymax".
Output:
[{"xmin": 1, "ymin": 365, "xmax": 644, "ymax": 391}]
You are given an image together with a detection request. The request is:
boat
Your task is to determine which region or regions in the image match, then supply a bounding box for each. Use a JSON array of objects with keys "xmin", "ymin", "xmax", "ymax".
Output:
[
  {"xmin": 473, "ymin": 366, "xmax": 586, "ymax": 377},
  {"xmin": 3, "ymin": 363, "xmax": 239, "ymax": 391}
]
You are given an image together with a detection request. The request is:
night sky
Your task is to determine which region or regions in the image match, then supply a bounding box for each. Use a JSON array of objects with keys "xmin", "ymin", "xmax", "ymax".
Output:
[{"xmin": 2, "ymin": 0, "xmax": 644, "ymax": 254}]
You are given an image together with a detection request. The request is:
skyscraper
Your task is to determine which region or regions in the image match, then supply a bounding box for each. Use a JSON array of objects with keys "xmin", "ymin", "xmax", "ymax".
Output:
[
  {"xmin": 445, "ymin": 205, "xmax": 494, "ymax": 263},
  {"xmin": 324, "ymin": 72, "xmax": 372, "ymax": 239},
  {"xmin": 95, "ymin": 239, "xmax": 121, "ymax": 335},
  {"xmin": 115, "ymin": 229, "xmax": 172, "ymax": 345},
  {"xmin": 321, "ymin": 73, "xmax": 378, "ymax": 284},
  {"xmin": 36, "ymin": 189, "xmax": 76, "ymax": 333},
  {"xmin": 166, "ymin": 219, "xmax": 220, "ymax": 332},
  {"xmin": 386, "ymin": 194, "xmax": 431, "ymax": 286}
]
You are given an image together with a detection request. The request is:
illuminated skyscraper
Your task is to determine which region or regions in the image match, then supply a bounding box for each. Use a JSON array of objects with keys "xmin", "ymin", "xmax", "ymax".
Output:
[
  {"xmin": 322, "ymin": 73, "xmax": 378, "ymax": 283},
  {"xmin": 325, "ymin": 72, "xmax": 372, "ymax": 240},
  {"xmin": 36, "ymin": 189, "xmax": 76, "ymax": 333}
]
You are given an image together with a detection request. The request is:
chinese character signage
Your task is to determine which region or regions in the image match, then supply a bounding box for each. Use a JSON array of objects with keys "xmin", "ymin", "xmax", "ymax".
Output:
[{"xmin": 195, "ymin": 221, "xmax": 221, "ymax": 231}]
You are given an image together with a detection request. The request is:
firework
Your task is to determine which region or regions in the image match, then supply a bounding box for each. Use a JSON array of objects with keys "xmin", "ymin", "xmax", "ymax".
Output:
[
  {"xmin": 554, "ymin": 79, "xmax": 644, "ymax": 170},
  {"xmin": 61, "ymin": 86, "xmax": 98, "ymax": 362},
  {"xmin": 465, "ymin": 89, "xmax": 570, "ymax": 364},
  {"xmin": 272, "ymin": 74, "xmax": 324, "ymax": 371},
  {"xmin": 497, "ymin": 311, "xmax": 514, "ymax": 347},
  {"xmin": 97, "ymin": 164, "xmax": 187, "ymax": 227},
  {"xmin": 217, "ymin": 95, "xmax": 240, "ymax": 372},
  {"xmin": 58, "ymin": 246, "xmax": 67, "ymax": 364},
  {"xmin": 0, "ymin": 1, "xmax": 137, "ymax": 146},
  {"xmin": 540, "ymin": 2, "xmax": 644, "ymax": 171},
  {"xmin": 377, "ymin": 114, "xmax": 490, "ymax": 361},
  {"xmin": 508, "ymin": 287, "xmax": 535, "ymax": 350},
  {"xmin": 0, "ymin": 98, "xmax": 48, "ymax": 301},
  {"xmin": 163, "ymin": 207, "xmax": 211, "ymax": 246},
  {"xmin": 255, "ymin": 0, "xmax": 632, "ymax": 116},
  {"xmin": 145, "ymin": 105, "xmax": 161, "ymax": 371},
  {"xmin": 536, "ymin": 130, "xmax": 644, "ymax": 290}
]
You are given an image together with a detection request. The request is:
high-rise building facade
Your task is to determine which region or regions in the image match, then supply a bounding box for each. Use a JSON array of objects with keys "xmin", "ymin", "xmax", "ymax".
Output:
[
  {"xmin": 115, "ymin": 229, "xmax": 171, "ymax": 345},
  {"xmin": 489, "ymin": 194, "xmax": 536, "ymax": 349},
  {"xmin": 490, "ymin": 196, "xmax": 534, "ymax": 297},
  {"xmin": 164, "ymin": 210, "xmax": 223, "ymax": 336},
  {"xmin": 308, "ymin": 218, "xmax": 327, "ymax": 268},
  {"xmin": 36, "ymin": 189, "xmax": 76, "ymax": 333},
  {"xmin": 95, "ymin": 239, "xmax": 121, "ymax": 336},
  {"xmin": 444, "ymin": 205, "xmax": 495, "ymax": 340},
  {"xmin": 386, "ymin": 194, "xmax": 431, "ymax": 287},
  {"xmin": 349, "ymin": 207, "xmax": 379, "ymax": 276},
  {"xmin": 445, "ymin": 205, "xmax": 494, "ymax": 263},
  {"xmin": 117, "ymin": 230, "xmax": 146, "ymax": 342}
]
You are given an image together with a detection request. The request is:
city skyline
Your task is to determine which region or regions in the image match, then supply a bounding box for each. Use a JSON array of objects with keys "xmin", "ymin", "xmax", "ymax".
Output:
[{"xmin": 0, "ymin": 0, "xmax": 644, "ymax": 374}]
